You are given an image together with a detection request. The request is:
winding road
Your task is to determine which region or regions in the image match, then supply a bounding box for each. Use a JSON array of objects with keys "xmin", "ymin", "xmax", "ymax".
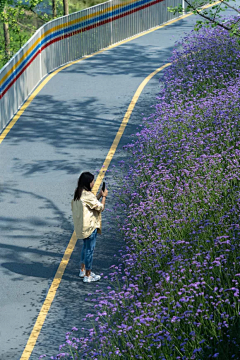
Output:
[{"xmin": 0, "ymin": 5, "xmax": 235, "ymax": 359}]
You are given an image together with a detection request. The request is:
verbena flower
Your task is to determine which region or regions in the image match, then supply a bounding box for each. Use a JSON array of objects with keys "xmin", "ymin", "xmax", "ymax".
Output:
[{"xmin": 42, "ymin": 15, "xmax": 240, "ymax": 360}]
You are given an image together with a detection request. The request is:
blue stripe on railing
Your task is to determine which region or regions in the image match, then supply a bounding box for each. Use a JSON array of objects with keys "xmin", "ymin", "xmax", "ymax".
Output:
[{"xmin": 1, "ymin": 0, "xmax": 156, "ymax": 93}]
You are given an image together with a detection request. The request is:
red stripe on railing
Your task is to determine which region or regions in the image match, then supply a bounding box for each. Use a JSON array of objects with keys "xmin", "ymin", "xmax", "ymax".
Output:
[
  {"xmin": 1, "ymin": 0, "xmax": 164, "ymax": 100},
  {"xmin": 1, "ymin": 49, "xmax": 42, "ymax": 100},
  {"xmin": 41, "ymin": 0, "xmax": 164, "ymax": 51}
]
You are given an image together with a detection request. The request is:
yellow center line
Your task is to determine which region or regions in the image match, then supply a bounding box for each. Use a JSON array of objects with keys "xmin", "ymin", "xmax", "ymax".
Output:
[
  {"xmin": 20, "ymin": 63, "xmax": 171, "ymax": 360},
  {"xmin": 92, "ymin": 63, "xmax": 172, "ymax": 193},
  {"xmin": 1, "ymin": 24, "xmax": 177, "ymax": 145},
  {"xmin": 0, "ymin": 0, "xmax": 220, "ymax": 86},
  {"xmin": 0, "ymin": 3, "xmax": 219, "ymax": 358},
  {"xmin": 0, "ymin": 1, "xmax": 219, "ymax": 145}
]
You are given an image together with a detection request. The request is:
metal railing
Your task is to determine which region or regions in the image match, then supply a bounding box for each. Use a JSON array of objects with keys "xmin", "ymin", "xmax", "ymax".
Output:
[{"xmin": 0, "ymin": 0, "xmax": 181, "ymax": 133}]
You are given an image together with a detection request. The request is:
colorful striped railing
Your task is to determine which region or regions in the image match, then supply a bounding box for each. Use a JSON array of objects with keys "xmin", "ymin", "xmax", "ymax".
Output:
[{"xmin": 0, "ymin": 0, "xmax": 180, "ymax": 132}]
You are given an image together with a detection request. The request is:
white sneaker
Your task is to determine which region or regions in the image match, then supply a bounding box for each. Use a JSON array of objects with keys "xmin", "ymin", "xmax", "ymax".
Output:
[
  {"xmin": 79, "ymin": 270, "xmax": 98, "ymax": 278},
  {"xmin": 83, "ymin": 274, "xmax": 101, "ymax": 283},
  {"xmin": 79, "ymin": 269, "xmax": 86, "ymax": 278},
  {"xmin": 90, "ymin": 272, "xmax": 98, "ymax": 278},
  {"xmin": 79, "ymin": 270, "xmax": 86, "ymax": 277}
]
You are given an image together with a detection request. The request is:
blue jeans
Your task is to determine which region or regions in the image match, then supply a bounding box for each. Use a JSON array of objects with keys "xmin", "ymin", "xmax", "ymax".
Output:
[{"xmin": 80, "ymin": 228, "xmax": 97, "ymax": 271}]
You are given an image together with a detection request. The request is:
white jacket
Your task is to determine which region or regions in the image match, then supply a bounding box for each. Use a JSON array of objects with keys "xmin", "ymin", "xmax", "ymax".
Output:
[{"xmin": 71, "ymin": 189, "xmax": 104, "ymax": 239}]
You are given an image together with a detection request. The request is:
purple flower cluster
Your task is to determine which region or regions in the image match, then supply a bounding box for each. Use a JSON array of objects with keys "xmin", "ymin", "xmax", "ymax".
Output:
[
  {"xmin": 162, "ymin": 19, "xmax": 240, "ymax": 104},
  {"xmin": 43, "ymin": 18, "xmax": 240, "ymax": 360}
]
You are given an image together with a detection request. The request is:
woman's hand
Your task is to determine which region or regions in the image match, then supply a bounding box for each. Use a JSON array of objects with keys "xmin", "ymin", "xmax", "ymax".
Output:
[
  {"xmin": 97, "ymin": 188, "xmax": 108, "ymax": 200},
  {"xmin": 102, "ymin": 188, "xmax": 108, "ymax": 197},
  {"xmin": 97, "ymin": 190, "xmax": 103, "ymax": 200}
]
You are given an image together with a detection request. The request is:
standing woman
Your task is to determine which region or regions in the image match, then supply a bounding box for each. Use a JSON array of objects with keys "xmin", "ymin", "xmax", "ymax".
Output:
[{"xmin": 71, "ymin": 172, "xmax": 108, "ymax": 283}]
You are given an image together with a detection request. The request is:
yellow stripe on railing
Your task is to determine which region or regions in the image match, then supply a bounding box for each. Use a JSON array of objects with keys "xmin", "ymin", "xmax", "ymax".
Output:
[{"xmin": 0, "ymin": 0, "xmax": 149, "ymax": 87}]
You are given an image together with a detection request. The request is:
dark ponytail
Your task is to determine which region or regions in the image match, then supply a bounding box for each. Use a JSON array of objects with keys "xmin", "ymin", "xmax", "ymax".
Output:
[{"xmin": 74, "ymin": 172, "xmax": 94, "ymax": 201}]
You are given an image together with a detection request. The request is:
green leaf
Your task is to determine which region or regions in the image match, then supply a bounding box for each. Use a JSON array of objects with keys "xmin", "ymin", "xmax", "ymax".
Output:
[
  {"xmin": 0, "ymin": 0, "xmax": 7, "ymax": 13},
  {"xmin": 167, "ymin": 5, "xmax": 183, "ymax": 15}
]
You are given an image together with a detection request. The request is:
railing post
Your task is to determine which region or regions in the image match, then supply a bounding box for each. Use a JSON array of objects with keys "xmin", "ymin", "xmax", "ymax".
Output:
[
  {"xmin": 182, "ymin": 0, "xmax": 185, "ymax": 15},
  {"xmin": 0, "ymin": 0, "xmax": 193, "ymax": 135},
  {"xmin": 39, "ymin": 32, "xmax": 42, "ymax": 80},
  {"xmin": 111, "ymin": 0, "xmax": 113, "ymax": 45}
]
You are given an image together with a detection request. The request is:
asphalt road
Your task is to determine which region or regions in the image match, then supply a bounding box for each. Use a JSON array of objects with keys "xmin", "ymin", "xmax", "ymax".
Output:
[{"xmin": 0, "ymin": 6, "xmax": 236, "ymax": 360}]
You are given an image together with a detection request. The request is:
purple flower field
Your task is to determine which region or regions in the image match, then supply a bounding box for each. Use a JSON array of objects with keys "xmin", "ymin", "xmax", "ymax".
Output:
[{"xmin": 42, "ymin": 17, "xmax": 240, "ymax": 360}]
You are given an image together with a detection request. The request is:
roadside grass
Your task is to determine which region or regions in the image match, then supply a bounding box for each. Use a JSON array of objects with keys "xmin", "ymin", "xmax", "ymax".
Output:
[{"xmin": 41, "ymin": 18, "xmax": 240, "ymax": 360}]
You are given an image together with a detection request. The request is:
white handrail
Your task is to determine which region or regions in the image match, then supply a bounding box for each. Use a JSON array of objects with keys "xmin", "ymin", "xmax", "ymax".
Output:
[{"xmin": 0, "ymin": 0, "xmax": 181, "ymax": 133}]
